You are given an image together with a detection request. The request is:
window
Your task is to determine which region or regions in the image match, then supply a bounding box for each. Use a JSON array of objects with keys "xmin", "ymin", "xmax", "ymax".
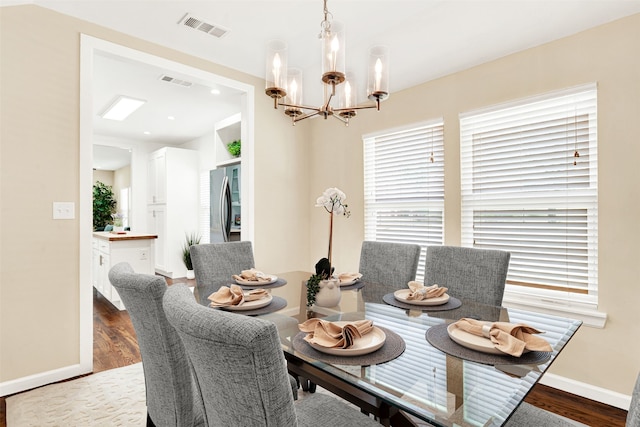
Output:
[
  {"xmin": 363, "ymin": 120, "xmax": 445, "ymax": 281},
  {"xmin": 460, "ymin": 84, "xmax": 598, "ymax": 311},
  {"xmin": 119, "ymin": 187, "xmax": 130, "ymax": 228}
]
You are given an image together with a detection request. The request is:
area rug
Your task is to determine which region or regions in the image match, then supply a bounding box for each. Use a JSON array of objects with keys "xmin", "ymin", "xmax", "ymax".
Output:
[{"xmin": 6, "ymin": 363, "xmax": 146, "ymax": 426}]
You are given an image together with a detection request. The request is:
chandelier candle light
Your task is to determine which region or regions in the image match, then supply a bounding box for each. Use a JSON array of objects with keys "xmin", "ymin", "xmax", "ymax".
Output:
[{"xmin": 265, "ymin": 0, "xmax": 390, "ymax": 126}]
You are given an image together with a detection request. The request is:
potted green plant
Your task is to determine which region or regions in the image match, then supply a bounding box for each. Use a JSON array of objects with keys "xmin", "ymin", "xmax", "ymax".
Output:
[
  {"xmin": 93, "ymin": 181, "xmax": 117, "ymax": 231},
  {"xmin": 226, "ymin": 139, "xmax": 241, "ymax": 157},
  {"xmin": 182, "ymin": 232, "xmax": 202, "ymax": 279}
]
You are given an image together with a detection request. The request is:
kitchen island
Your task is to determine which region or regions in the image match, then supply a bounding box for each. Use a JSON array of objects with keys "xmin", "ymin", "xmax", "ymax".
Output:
[{"xmin": 92, "ymin": 232, "xmax": 157, "ymax": 310}]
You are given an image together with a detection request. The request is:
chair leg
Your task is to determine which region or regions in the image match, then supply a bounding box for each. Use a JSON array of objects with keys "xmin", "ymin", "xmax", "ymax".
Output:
[
  {"xmin": 146, "ymin": 412, "xmax": 156, "ymax": 427},
  {"xmin": 299, "ymin": 377, "xmax": 317, "ymax": 393}
]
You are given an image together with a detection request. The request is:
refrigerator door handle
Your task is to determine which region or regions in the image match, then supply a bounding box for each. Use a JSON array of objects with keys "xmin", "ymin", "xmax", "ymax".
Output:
[{"xmin": 219, "ymin": 175, "xmax": 232, "ymax": 242}]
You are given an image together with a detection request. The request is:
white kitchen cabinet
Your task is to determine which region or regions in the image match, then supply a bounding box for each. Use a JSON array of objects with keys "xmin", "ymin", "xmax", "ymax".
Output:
[
  {"xmin": 147, "ymin": 146, "xmax": 198, "ymax": 278},
  {"xmin": 92, "ymin": 232, "xmax": 157, "ymax": 310},
  {"xmin": 147, "ymin": 204, "xmax": 166, "ymax": 273},
  {"xmin": 147, "ymin": 149, "xmax": 167, "ymax": 204}
]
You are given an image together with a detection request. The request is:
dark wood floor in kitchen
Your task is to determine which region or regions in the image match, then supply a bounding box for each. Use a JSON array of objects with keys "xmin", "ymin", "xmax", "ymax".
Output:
[{"xmin": 0, "ymin": 281, "xmax": 629, "ymax": 427}]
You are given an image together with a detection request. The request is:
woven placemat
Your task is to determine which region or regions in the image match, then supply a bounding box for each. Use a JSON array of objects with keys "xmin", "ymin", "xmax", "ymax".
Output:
[
  {"xmin": 382, "ymin": 293, "xmax": 462, "ymax": 311},
  {"xmin": 236, "ymin": 278, "xmax": 287, "ymax": 290},
  {"xmin": 293, "ymin": 327, "xmax": 405, "ymax": 366},
  {"xmin": 217, "ymin": 296, "xmax": 287, "ymax": 316},
  {"xmin": 425, "ymin": 323, "xmax": 552, "ymax": 366},
  {"xmin": 339, "ymin": 281, "xmax": 365, "ymax": 291}
]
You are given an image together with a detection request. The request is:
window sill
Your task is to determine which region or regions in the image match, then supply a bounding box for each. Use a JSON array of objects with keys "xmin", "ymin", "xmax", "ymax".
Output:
[{"xmin": 502, "ymin": 293, "xmax": 607, "ymax": 328}]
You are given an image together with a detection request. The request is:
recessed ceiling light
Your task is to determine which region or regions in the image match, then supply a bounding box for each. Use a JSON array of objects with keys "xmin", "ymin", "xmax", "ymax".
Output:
[
  {"xmin": 100, "ymin": 95, "xmax": 146, "ymax": 121},
  {"xmin": 168, "ymin": 116, "xmax": 175, "ymax": 120},
  {"xmin": 143, "ymin": 131, "xmax": 151, "ymax": 135},
  {"xmin": 211, "ymin": 89, "xmax": 221, "ymax": 95}
]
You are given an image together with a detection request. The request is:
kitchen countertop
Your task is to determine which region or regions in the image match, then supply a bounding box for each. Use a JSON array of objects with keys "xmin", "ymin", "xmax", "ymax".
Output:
[{"xmin": 93, "ymin": 231, "xmax": 158, "ymax": 241}]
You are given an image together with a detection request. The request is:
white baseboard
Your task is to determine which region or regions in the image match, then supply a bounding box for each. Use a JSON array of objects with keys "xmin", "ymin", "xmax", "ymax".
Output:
[
  {"xmin": 540, "ymin": 373, "xmax": 631, "ymax": 410},
  {"xmin": 1, "ymin": 363, "xmax": 92, "ymax": 397}
]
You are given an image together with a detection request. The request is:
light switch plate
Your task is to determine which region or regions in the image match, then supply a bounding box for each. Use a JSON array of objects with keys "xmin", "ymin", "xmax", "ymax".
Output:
[{"xmin": 53, "ymin": 202, "xmax": 75, "ymax": 219}]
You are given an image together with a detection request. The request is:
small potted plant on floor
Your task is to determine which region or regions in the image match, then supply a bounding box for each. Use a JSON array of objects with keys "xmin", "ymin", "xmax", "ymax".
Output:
[{"xmin": 182, "ymin": 232, "xmax": 201, "ymax": 279}]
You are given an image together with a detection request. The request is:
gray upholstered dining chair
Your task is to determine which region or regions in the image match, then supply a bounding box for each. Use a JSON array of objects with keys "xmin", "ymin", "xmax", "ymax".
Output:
[
  {"xmin": 627, "ymin": 372, "xmax": 640, "ymax": 427},
  {"xmin": 424, "ymin": 245, "xmax": 511, "ymax": 306},
  {"xmin": 359, "ymin": 240, "xmax": 422, "ymax": 303},
  {"xmin": 108, "ymin": 262, "xmax": 205, "ymax": 427},
  {"xmin": 190, "ymin": 241, "xmax": 255, "ymax": 293},
  {"xmin": 163, "ymin": 283, "xmax": 381, "ymax": 427},
  {"xmin": 189, "ymin": 240, "xmax": 300, "ymax": 396}
]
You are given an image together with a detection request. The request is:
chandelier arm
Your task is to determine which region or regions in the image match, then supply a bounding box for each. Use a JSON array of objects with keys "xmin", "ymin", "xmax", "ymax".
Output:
[
  {"xmin": 332, "ymin": 114, "xmax": 348, "ymax": 124},
  {"xmin": 293, "ymin": 111, "xmax": 323, "ymax": 123},
  {"xmin": 333, "ymin": 104, "xmax": 378, "ymax": 112},
  {"xmin": 278, "ymin": 102, "xmax": 322, "ymax": 112},
  {"xmin": 323, "ymin": 90, "xmax": 336, "ymax": 111}
]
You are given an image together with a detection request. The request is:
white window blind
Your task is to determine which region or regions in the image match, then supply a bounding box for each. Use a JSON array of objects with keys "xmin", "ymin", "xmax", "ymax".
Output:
[
  {"xmin": 460, "ymin": 84, "xmax": 598, "ymax": 305},
  {"xmin": 363, "ymin": 120, "xmax": 445, "ymax": 281}
]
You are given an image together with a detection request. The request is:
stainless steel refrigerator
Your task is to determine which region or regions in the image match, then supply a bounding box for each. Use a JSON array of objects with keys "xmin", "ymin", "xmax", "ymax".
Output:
[{"xmin": 209, "ymin": 164, "xmax": 240, "ymax": 242}]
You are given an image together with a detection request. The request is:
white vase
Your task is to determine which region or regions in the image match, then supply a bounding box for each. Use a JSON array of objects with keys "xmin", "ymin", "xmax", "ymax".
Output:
[
  {"xmin": 186, "ymin": 270, "xmax": 195, "ymax": 279},
  {"xmin": 314, "ymin": 279, "xmax": 341, "ymax": 307}
]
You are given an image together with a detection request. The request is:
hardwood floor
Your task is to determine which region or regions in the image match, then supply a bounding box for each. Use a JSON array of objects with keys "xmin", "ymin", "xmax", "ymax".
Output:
[
  {"xmin": 0, "ymin": 283, "xmax": 629, "ymax": 426},
  {"xmin": 92, "ymin": 289, "xmax": 142, "ymax": 373}
]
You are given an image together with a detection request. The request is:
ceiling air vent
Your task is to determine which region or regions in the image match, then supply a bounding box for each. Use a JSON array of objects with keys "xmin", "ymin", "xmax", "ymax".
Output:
[
  {"xmin": 159, "ymin": 75, "xmax": 193, "ymax": 88},
  {"xmin": 178, "ymin": 13, "xmax": 230, "ymax": 38}
]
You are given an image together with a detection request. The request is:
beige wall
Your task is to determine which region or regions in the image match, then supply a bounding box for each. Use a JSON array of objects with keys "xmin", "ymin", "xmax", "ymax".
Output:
[
  {"xmin": 0, "ymin": 5, "xmax": 309, "ymax": 384},
  {"xmin": 92, "ymin": 170, "xmax": 114, "ymax": 187},
  {"xmin": 307, "ymin": 13, "xmax": 640, "ymax": 397},
  {"xmin": 1, "ymin": 3, "xmax": 638, "ymax": 402}
]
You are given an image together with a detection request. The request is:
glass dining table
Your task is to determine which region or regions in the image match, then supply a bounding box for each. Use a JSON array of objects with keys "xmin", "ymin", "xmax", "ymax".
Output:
[{"xmin": 194, "ymin": 271, "xmax": 582, "ymax": 427}]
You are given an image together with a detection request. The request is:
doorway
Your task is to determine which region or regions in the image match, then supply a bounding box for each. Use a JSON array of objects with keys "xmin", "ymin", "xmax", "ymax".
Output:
[{"xmin": 80, "ymin": 35, "xmax": 255, "ymax": 372}]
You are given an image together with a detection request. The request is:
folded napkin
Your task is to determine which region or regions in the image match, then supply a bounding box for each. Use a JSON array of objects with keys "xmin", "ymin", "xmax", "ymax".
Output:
[
  {"xmin": 338, "ymin": 272, "xmax": 363, "ymax": 283},
  {"xmin": 454, "ymin": 317, "xmax": 552, "ymax": 357},
  {"xmin": 208, "ymin": 284, "xmax": 269, "ymax": 307},
  {"xmin": 232, "ymin": 268, "xmax": 270, "ymax": 282},
  {"xmin": 406, "ymin": 281, "xmax": 448, "ymax": 300},
  {"xmin": 299, "ymin": 318, "xmax": 374, "ymax": 349}
]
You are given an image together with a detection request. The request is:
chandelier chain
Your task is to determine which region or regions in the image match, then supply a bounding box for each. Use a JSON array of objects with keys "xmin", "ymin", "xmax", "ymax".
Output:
[{"xmin": 320, "ymin": 0, "xmax": 333, "ymax": 37}]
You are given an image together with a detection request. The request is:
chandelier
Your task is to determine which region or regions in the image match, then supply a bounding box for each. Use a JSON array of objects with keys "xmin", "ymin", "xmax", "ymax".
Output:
[{"xmin": 265, "ymin": 0, "xmax": 390, "ymax": 126}]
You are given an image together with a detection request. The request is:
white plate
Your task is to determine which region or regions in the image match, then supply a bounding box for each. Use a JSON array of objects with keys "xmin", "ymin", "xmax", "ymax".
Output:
[
  {"xmin": 447, "ymin": 322, "xmax": 503, "ymax": 355},
  {"xmin": 234, "ymin": 275, "xmax": 278, "ymax": 286},
  {"xmin": 338, "ymin": 274, "xmax": 362, "ymax": 287},
  {"xmin": 393, "ymin": 289, "xmax": 450, "ymax": 306},
  {"xmin": 224, "ymin": 294, "xmax": 273, "ymax": 311},
  {"xmin": 307, "ymin": 323, "xmax": 386, "ymax": 356}
]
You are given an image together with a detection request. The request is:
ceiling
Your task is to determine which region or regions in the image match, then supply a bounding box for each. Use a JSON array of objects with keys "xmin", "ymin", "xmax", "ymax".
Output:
[
  {"xmin": 91, "ymin": 51, "xmax": 244, "ymax": 170},
  {"xmin": 4, "ymin": 0, "xmax": 640, "ymax": 170}
]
